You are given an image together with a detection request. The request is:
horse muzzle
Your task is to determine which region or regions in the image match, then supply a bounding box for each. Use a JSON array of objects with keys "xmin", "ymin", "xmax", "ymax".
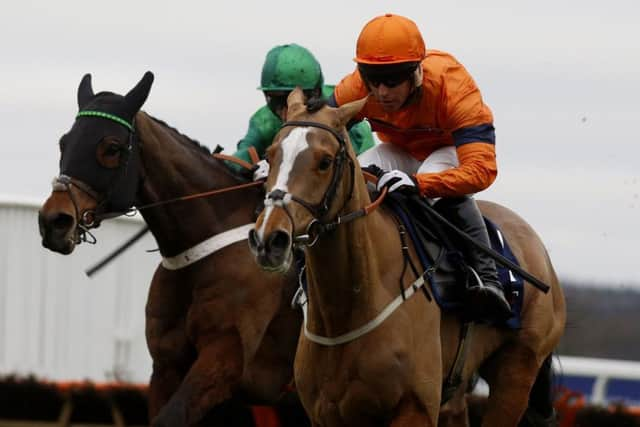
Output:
[
  {"xmin": 38, "ymin": 210, "xmax": 78, "ymax": 254},
  {"xmin": 248, "ymin": 228, "xmax": 292, "ymax": 273}
]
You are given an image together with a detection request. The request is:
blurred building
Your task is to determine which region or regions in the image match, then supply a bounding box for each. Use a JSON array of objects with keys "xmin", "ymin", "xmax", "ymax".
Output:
[{"xmin": 0, "ymin": 196, "xmax": 158, "ymax": 383}]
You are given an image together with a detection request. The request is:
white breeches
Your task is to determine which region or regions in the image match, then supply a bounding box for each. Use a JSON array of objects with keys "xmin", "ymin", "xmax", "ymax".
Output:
[{"xmin": 357, "ymin": 143, "xmax": 459, "ymax": 203}]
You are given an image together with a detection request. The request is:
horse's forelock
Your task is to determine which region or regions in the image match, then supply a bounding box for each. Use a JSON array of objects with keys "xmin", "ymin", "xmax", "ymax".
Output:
[{"xmin": 306, "ymin": 97, "xmax": 327, "ymax": 114}]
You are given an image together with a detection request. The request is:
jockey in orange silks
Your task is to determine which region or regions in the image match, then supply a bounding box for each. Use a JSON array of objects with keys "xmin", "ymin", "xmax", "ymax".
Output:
[{"xmin": 330, "ymin": 13, "xmax": 511, "ymax": 322}]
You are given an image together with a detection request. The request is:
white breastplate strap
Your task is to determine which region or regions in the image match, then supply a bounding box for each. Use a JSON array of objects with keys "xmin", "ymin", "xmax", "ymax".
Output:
[
  {"xmin": 161, "ymin": 223, "xmax": 255, "ymax": 270},
  {"xmin": 297, "ymin": 274, "xmax": 427, "ymax": 346}
]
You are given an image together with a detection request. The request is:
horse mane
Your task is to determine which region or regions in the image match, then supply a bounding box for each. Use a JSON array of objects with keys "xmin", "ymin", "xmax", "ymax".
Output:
[
  {"xmin": 145, "ymin": 99, "xmax": 325, "ymax": 155},
  {"xmin": 147, "ymin": 115, "xmax": 211, "ymax": 155},
  {"xmin": 145, "ymin": 114, "xmax": 253, "ymax": 182}
]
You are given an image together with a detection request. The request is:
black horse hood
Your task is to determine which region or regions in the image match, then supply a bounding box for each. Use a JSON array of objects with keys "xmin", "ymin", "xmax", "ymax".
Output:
[{"xmin": 59, "ymin": 72, "xmax": 154, "ymax": 213}]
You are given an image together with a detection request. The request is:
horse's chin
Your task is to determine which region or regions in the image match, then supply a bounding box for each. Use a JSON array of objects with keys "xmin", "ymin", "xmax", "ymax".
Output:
[
  {"xmin": 41, "ymin": 232, "xmax": 77, "ymax": 255},
  {"xmin": 255, "ymin": 248, "xmax": 293, "ymax": 274},
  {"xmin": 43, "ymin": 240, "xmax": 76, "ymax": 255}
]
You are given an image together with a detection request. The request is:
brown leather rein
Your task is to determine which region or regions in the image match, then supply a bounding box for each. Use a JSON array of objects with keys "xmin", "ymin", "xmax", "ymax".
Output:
[
  {"xmin": 136, "ymin": 168, "xmax": 387, "ymax": 214},
  {"xmin": 93, "ymin": 151, "xmax": 261, "ymax": 218},
  {"xmin": 129, "ymin": 149, "xmax": 262, "ymax": 212}
]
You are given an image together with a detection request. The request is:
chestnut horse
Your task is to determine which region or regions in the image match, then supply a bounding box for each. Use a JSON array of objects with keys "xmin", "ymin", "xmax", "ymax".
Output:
[
  {"xmin": 248, "ymin": 88, "xmax": 566, "ymax": 426},
  {"xmin": 38, "ymin": 72, "xmax": 302, "ymax": 426}
]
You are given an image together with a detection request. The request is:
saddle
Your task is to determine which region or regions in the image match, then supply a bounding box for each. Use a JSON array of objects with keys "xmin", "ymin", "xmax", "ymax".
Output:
[{"xmin": 383, "ymin": 192, "xmax": 524, "ymax": 329}]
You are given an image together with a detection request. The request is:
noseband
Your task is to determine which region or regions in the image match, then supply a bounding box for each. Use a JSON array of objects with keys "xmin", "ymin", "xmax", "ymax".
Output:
[
  {"xmin": 50, "ymin": 174, "xmax": 100, "ymax": 244},
  {"xmin": 264, "ymin": 121, "xmax": 356, "ymax": 246}
]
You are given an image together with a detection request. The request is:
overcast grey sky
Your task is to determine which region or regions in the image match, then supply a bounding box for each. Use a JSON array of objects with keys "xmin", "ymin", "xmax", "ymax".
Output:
[{"xmin": 2, "ymin": 0, "xmax": 639, "ymax": 286}]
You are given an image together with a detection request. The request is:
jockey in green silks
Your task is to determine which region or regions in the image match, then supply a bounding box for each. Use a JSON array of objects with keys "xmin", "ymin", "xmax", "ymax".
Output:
[{"xmin": 231, "ymin": 44, "xmax": 375, "ymax": 177}]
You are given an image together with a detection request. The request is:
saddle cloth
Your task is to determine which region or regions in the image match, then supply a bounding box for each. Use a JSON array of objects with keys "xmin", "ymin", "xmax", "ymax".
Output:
[{"xmin": 386, "ymin": 193, "xmax": 524, "ymax": 329}]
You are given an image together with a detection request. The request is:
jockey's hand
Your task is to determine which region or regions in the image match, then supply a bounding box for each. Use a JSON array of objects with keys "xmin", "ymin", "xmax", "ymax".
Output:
[
  {"xmin": 377, "ymin": 170, "xmax": 419, "ymax": 194},
  {"xmin": 252, "ymin": 159, "xmax": 270, "ymax": 181}
]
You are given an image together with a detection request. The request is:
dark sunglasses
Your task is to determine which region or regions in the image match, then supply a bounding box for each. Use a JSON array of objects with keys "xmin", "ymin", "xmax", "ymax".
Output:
[
  {"xmin": 358, "ymin": 63, "xmax": 418, "ymax": 89},
  {"xmin": 363, "ymin": 72, "xmax": 414, "ymax": 88}
]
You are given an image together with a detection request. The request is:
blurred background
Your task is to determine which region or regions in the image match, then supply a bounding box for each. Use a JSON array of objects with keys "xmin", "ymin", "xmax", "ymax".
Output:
[{"xmin": 1, "ymin": 0, "xmax": 638, "ymax": 424}]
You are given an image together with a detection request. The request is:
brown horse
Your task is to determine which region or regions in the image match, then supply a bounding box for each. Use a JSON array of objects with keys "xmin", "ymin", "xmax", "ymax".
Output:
[
  {"xmin": 38, "ymin": 72, "xmax": 303, "ymax": 426},
  {"xmin": 248, "ymin": 88, "xmax": 566, "ymax": 426}
]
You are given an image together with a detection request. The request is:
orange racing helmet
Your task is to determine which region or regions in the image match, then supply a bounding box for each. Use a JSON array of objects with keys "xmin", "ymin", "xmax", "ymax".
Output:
[{"xmin": 354, "ymin": 14, "xmax": 426, "ymax": 65}]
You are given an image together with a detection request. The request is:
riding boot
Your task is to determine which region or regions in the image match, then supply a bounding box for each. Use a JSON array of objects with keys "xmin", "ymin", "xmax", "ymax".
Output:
[{"xmin": 433, "ymin": 196, "xmax": 512, "ymax": 322}]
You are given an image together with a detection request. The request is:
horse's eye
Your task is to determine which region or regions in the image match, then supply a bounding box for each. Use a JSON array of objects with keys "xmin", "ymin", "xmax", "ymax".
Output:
[
  {"xmin": 97, "ymin": 138, "xmax": 125, "ymax": 168},
  {"xmin": 318, "ymin": 156, "xmax": 333, "ymax": 171},
  {"xmin": 104, "ymin": 144, "xmax": 121, "ymax": 157}
]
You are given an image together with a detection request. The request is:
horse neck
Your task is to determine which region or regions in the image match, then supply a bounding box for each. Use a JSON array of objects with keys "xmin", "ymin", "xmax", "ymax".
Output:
[
  {"xmin": 305, "ymin": 171, "xmax": 389, "ymax": 337},
  {"xmin": 134, "ymin": 112, "xmax": 258, "ymax": 256}
]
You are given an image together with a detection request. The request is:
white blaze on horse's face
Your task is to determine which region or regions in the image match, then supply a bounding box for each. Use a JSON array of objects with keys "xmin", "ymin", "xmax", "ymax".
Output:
[
  {"xmin": 258, "ymin": 127, "xmax": 310, "ymax": 240},
  {"xmin": 273, "ymin": 127, "xmax": 311, "ymax": 192}
]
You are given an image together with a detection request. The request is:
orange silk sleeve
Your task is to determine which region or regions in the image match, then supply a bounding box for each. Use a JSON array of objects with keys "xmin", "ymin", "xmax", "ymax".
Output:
[
  {"xmin": 414, "ymin": 60, "xmax": 497, "ymax": 198},
  {"xmin": 415, "ymin": 142, "xmax": 497, "ymax": 198},
  {"xmin": 441, "ymin": 62, "xmax": 493, "ymax": 130}
]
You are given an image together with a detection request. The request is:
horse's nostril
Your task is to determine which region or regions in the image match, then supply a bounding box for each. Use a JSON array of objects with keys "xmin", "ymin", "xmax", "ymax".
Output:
[
  {"xmin": 248, "ymin": 229, "xmax": 262, "ymax": 251},
  {"xmin": 267, "ymin": 230, "xmax": 291, "ymax": 253},
  {"xmin": 51, "ymin": 213, "xmax": 74, "ymax": 230}
]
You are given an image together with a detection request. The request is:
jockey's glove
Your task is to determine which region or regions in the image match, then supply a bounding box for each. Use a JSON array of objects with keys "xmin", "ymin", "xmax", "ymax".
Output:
[
  {"xmin": 377, "ymin": 170, "xmax": 419, "ymax": 194},
  {"xmin": 252, "ymin": 159, "xmax": 270, "ymax": 181}
]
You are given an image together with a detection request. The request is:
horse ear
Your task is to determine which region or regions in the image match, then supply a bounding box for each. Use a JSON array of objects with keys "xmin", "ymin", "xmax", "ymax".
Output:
[
  {"xmin": 77, "ymin": 73, "xmax": 94, "ymax": 109},
  {"xmin": 286, "ymin": 86, "xmax": 307, "ymax": 117},
  {"xmin": 124, "ymin": 71, "xmax": 154, "ymax": 114},
  {"xmin": 336, "ymin": 96, "xmax": 367, "ymax": 127}
]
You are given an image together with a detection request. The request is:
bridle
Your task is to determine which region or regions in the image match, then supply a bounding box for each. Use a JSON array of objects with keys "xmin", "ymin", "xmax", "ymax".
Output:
[
  {"xmin": 264, "ymin": 120, "xmax": 386, "ymax": 247},
  {"xmin": 51, "ymin": 174, "xmax": 102, "ymax": 244}
]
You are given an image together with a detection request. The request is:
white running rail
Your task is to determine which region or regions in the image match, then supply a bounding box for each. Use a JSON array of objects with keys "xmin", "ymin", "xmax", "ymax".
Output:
[
  {"xmin": 555, "ymin": 356, "xmax": 640, "ymax": 404},
  {"xmin": 472, "ymin": 356, "xmax": 640, "ymax": 405}
]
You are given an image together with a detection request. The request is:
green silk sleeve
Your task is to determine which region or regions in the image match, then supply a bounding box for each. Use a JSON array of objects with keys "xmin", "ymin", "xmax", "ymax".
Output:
[{"xmin": 230, "ymin": 106, "xmax": 282, "ymax": 171}]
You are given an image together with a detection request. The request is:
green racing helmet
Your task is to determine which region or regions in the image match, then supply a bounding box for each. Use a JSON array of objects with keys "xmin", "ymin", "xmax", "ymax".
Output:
[{"xmin": 258, "ymin": 44, "xmax": 324, "ymax": 91}]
